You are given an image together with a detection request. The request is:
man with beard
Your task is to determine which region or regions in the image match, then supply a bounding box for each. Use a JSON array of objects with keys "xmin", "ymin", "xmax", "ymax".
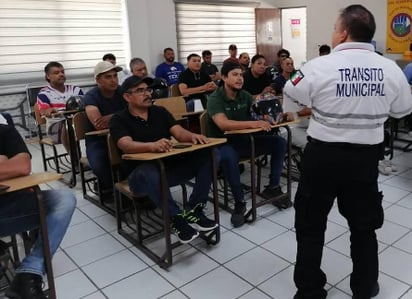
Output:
[
  {"xmin": 206, "ymin": 62, "xmax": 291, "ymax": 228},
  {"xmin": 155, "ymin": 47, "xmax": 185, "ymax": 86},
  {"xmin": 37, "ymin": 61, "xmax": 83, "ymax": 157},
  {"xmin": 83, "ymin": 61, "xmax": 126, "ymax": 195},
  {"xmin": 109, "ymin": 76, "xmax": 218, "ymax": 243}
]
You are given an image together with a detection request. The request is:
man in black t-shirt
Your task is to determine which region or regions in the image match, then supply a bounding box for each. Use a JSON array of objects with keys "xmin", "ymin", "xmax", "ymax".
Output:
[
  {"xmin": 178, "ymin": 53, "xmax": 217, "ymax": 111},
  {"xmin": 200, "ymin": 50, "xmax": 220, "ymax": 82},
  {"xmin": 109, "ymin": 76, "xmax": 218, "ymax": 244}
]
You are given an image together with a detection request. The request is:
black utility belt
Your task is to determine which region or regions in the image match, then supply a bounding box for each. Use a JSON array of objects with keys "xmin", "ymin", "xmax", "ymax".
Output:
[{"xmin": 307, "ymin": 136, "xmax": 380, "ymax": 149}]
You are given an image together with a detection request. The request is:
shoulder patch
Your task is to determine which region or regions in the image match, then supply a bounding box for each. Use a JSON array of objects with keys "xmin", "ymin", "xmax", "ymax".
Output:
[{"xmin": 290, "ymin": 70, "xmax": 304, "ymax": 86}]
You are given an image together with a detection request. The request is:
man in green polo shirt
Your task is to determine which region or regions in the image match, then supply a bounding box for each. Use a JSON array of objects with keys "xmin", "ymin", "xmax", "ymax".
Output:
[{"xmin": 206, "ymin": 62, "xmax": 292, "ymax": 228}]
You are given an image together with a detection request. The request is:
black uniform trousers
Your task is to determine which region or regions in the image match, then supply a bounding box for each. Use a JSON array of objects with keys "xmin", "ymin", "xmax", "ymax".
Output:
[{"xmin": 293, "ymin": 137, "xmax": 384, "ymax": 299}]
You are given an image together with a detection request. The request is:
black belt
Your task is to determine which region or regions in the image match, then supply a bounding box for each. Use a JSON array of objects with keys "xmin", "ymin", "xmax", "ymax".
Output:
[{"xmin": 307, "ymin": 136, "xmax": 380, "ymax": 149}]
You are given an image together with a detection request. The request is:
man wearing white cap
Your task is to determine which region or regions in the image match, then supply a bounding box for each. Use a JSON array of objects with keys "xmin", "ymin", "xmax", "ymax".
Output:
[{"xmin": 83, "ymin": 61, "xmax": 126, "ymax": 196}]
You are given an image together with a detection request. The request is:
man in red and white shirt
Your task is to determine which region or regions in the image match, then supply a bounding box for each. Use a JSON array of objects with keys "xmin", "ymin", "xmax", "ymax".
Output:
[{"xmin": 37, "ymin": 61, "xmax": 83, "ymax": 154}]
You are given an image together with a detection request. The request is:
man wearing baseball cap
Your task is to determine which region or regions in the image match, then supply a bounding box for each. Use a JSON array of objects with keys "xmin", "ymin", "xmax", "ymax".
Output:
[
  {"xmin": 109, "ymin": 76, "xmax": 219, "ymax": 244},
  {"xmin": 83, "ymin": 61, "xmax": 126, "ymax": 198}
]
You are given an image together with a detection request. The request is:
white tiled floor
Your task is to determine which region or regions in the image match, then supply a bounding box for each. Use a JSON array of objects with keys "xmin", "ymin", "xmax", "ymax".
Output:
[{"xmin": 3, "ymin": 140, "xmax": 412, "ymax": 299}]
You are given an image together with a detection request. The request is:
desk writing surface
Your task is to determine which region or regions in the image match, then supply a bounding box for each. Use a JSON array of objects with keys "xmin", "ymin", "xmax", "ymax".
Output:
[
  {"xmin": 122, "ymin": 138, "xmax": 226, "ymax": 161},
  {"xmin": 175, "ymin": 111, "xmax": 203, "ymax": 118},
  {"xmin": 224, "ymin": 119, "xmax": 300, "ymax": 135},
  {"xmin": 50, "ymin": 110, "xmax": 79, "ymax": 118},
  {"xmin": 0, "ymin": 172, "xmax": 62, "ymax": 193},
  {"xmin": 85, "ymin": 129, "xmax": 109, "ymax": 136}
]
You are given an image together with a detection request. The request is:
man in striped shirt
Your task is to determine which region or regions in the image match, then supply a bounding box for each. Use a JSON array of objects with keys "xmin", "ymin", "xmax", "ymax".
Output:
[
  {"xmin": 284, "ymin": 5, "xmax": 412, "ymax": 299},
  {"xmin": 37, "ymin": 61, "xmax": 83, "ymax": 155}
]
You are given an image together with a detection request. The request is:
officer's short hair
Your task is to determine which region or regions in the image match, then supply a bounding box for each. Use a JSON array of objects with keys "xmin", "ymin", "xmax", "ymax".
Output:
[{"xmin": 340, "ymin": 5, "xmax": 375, "ymax": 43}]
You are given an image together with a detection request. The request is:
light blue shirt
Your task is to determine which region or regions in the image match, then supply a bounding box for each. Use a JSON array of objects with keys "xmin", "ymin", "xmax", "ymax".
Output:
[{"xmin": 403, "ymin": 62, "xmax": 412, "ymax": 84}]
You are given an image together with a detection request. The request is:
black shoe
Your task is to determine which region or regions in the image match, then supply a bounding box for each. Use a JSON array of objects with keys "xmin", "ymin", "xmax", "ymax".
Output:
[
  {"xmin": 293, "ymin": 289, "xmax": 327, "ymax": 299},
  {"xmin": 353, "ymin": 282, "xmax": 380, "ymax": 299},
  {"xmin": 239, "ymin": 163, "xmax": 245, "ymax": 174},
  {"xmin": 6, "ymin": 273, "xmax": 46, "ymax": 299},
  {"xmin": 171, "ymin": 214, "xmax": 199, "ymax": 244},
  {"xmin": 231, "ymin": 201, "xmax": 246, "ymax": 228},
  {"xmin": 184, "ymin": 203, "xmax": 218, "ymax": 231},
  {"xmin": 261, "ymin": 186, "xmax": 292, "ymax": 209}
]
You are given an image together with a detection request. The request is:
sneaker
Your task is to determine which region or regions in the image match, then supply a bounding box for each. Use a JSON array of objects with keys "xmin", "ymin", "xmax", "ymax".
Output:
[
  {"xmin": 185, "ymin": 203, "xmax": 218, "ymax": 231},
  {"xmin": 231, "ymin": 201, "xmax": 246, "ymax": 228},
  {"xmin": 171, "ymin": 214, "xmax": 199, "ymax": 244},
  {"xmin": 261, "ymin": 186, "xmax": 292, "ymax": 209},
  {"xmin": 6, "ymin": 273, "xmax": 47, "ymax": 299}
]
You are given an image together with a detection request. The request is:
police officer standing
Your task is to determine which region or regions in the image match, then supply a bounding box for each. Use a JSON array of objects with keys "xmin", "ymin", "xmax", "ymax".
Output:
[{"xmin": 283, "ymin": 5, "xmax": 412, "ymax": 299}]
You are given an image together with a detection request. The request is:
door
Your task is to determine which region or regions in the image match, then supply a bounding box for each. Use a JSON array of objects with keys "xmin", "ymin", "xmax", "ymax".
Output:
[{"xmin": 255, "ymin": 8, "xmax": 281, "ymax": 66}]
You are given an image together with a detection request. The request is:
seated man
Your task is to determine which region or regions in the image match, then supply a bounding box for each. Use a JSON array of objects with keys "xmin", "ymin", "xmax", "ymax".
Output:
[
  {"xmin": 102, "ymin": 53, "xmax": 130, "ymax": 84},
  {"xmin": 84, "ymin": 61, "xmax": 126, "ymax": 193},
  {"xmin": 201, "ymin": 50, "xmax": 221, "ymax": 82},
  {"xmin": 155, "ymin": 47, "xmax": 185, "ymax": 86},
  {"xmin": 178, "ymin": 53, "xmax": 217, "ymax": 111},
  {"xmin": 129, "ymin": 57, "xmax": 154, "ymax": 79},
  {"xmin": 109, "ymin": 76, "xmax": 218, "ymax": 243},
  {"xmin": 36, "ymin": 61, "xmax": 84, "ymax": 159},
  {"xmin": 0, "ymin": 123, "xmax": 76, "ymax": 299},
  {"xmin": 206, "ymin": 62, "xmax": 292, "ymax": 228},
  {"xmin": 273, "ymin": 57, "xmax": 295, "ymax": 95}
]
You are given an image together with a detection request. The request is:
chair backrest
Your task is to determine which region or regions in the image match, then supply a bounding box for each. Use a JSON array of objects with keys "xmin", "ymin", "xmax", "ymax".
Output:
[
  {"xmin": 170, "ymin": 84, "xmax": 182, "ymax": 97},
  {"xmin": 33, "ymin": 103, "xmax": 46, "ymax": 126},
  {"xmin": 154, "ymin": 96, "xmax": 186, "ymax": 117},
  {"xmin": 107, "ymin": 133, "xmax": 121, "ymax": 167},
  {"xmin": 26, "ymin": 85, "xmax": 43, "ymax": 107},
  {"xmin": 72, "ymin": 112, "xmax": 87, "ymax": 142},
  {"xmin": 199, "ymin": 111, "xmax": 208, "ymax": 136}
]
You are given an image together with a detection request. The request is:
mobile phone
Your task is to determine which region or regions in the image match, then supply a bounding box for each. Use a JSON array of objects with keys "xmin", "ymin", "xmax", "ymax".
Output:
[
  {"xmin": 0, "ymin": 184, "xmax": 10, "ymax": 193},
  {"xmin": 173, "ymin": 143, "xmax": 192, "ymax": 149}
]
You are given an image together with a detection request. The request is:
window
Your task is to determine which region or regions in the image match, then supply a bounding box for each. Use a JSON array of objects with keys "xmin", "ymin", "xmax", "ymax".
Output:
[
  {"xmin": 175, "ymin": 1, "xmax": 257, "ymax": 66},
  {"xmin": 0, "ymin": 0, "xmax": 127, "ymax": 87}
]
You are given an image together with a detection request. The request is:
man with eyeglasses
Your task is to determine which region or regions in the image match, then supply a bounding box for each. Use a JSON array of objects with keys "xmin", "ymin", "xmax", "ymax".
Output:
[
  {"xmin": 109, "ymin": 76, "xmax": 218, "ymax": 243},
  {"xmin": 178, "ymin": 53, "xmax": 217, "ymax": 111},
  {"xmin": 83, "ymin": 61, "xmax": 126, "ymax": 197}
]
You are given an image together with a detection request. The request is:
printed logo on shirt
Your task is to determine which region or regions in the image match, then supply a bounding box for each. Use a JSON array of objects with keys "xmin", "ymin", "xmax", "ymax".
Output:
[
  {"xmin": 290, "ymin": 70, "xmax": 304, "ymax": 85},
  {"xmin": 336, "ymin": 67, "xmax": 385, "ymax": 97}
]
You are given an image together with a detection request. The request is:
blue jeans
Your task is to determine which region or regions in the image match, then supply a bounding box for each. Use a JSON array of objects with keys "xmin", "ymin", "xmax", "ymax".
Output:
[
  {"xmin": 86, "ymin": 138, "xmax": 113, "ymax": 189},
  {"xmin": 128, "ymin": 149, "xmax": 213, "ymax": 218},
  {"xmin": 0, "ymin": 190, "xmax": 76, "ymax": 276},
  {"xmin": 218, "ymin": 134, "xmax": 286, "ymax": 202}
]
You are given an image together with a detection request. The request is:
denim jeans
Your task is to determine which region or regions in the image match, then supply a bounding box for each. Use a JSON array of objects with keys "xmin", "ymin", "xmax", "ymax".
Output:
[
  {"xmin": 0, "ymin": 190, "xmax": 76, "ymax": 276},
  {"xmin": 218, "ymin": 134, "xmax": 286, "ymax": 202},
  {"xmin": 128, "ymin": 149, "xmax": 212, "ymax": 218},
  {"xmin": 86, "ymin": 137, "xmax": 113, "ymax": 189}
]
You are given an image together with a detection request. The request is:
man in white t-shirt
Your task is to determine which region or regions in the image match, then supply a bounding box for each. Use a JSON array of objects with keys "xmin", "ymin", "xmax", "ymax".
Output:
[{"xmin": 36, "ymin": 61, "xmax": 83, "ymax": 155}]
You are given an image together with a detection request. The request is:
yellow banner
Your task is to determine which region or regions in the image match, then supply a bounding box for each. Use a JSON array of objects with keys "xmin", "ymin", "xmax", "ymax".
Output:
[{"xmin": 386, "ymin": 0, "xmax": 412, "ymax": 53}]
